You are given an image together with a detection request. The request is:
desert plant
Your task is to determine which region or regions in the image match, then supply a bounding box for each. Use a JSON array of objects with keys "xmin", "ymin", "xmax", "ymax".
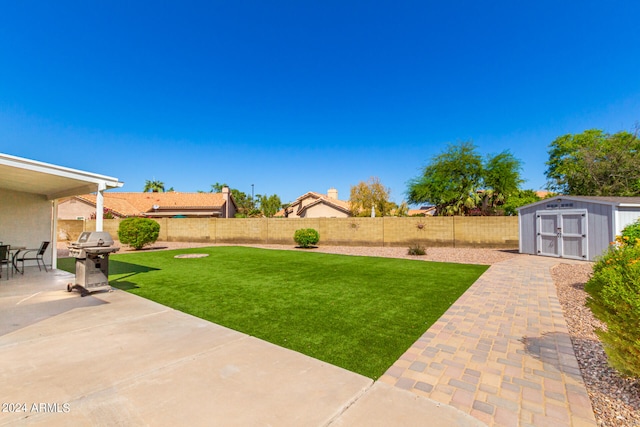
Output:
[
  {"xmin": 294, "ymin": 228, "xmax": 320, "ymax": 248},
  {"xmin": 118, "ymin": 217, "xmax": 160, "ymax": 250},
  {"xmin": 621, "ymin": 219, "xmax": 640, "ymax": 246},
  {"xmin": 407, "ymin": 244, "xmax": 426, "ymax": 256},
  {"xmin": 585, "ymin": 242, "xmax": 640, "ymax": 377}
]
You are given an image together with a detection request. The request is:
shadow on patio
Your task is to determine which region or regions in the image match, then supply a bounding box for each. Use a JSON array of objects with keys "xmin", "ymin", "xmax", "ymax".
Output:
[{"xmin": 0, "ymin": 268, "xmax": 110, "ymax": 336}]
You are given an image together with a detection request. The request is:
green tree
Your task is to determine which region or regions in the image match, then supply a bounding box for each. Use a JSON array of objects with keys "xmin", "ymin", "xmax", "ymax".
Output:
[
  {"xmin": 408, "ymin": 142, "xmax": 526, "ymax": 215},
  {"xmin": 407, "ymin": 142, "xmax": 483, "ymax": 215},
  {"xmin": 546, "ymin": 129, "xmax": 640, "ymax": 196},
  {"xmin": 208, "ymin": 182, "xmax": 258, "ymax": 217},
  {"xmin": 210, "ymin": 182, "xmax": 227, "ymax": 193},
  {"xmin": 501, "ymin": 189, "xmax": 542, "ymax": 216},
  {"xmin": 349, "ymin": 177, "xmax": 392, "ymax": 217},
  {"xmin": 482, "ymin": 151, "xmax": 524, "ymax": 213},
  {"xmin": 257, "ymin": 194, "xmax": 282, "ymax": 218},
  {"xmin": 394, "ymin": 201, "xmax": 409, "ymax": 217},
  {"xmin": 143, "ymin": 179, "xmax": 165, "ymax": 193}
]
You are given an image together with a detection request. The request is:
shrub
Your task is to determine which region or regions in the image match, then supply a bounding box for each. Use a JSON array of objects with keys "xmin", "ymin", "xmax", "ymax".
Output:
[
  {"xmin": 584, "ymin": 242, "xmax": 640, "ymax": 377},
  {"xmin": 407, "ymin": 244, "xmax": 426, "ymax": 256},
  {"xmin": 621, "ymin": 219, "xmax": 640, "ymax": 246},
  {"xmin": 294, "ymin": 228, "xmax": 320, "ymax": 248},
  {"xmin": 118, "ymin": 217, "xmax": 160, "ymax": 250}
]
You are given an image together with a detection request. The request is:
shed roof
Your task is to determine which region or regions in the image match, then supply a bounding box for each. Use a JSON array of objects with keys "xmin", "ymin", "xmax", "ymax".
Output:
[{"xmin": 517, "ymin": 195, "xmax": 640, "ymax": 211}]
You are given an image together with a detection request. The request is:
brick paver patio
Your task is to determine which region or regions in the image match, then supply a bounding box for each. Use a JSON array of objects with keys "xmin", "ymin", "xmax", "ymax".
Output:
[{"xmin": 379, "ymin": 255, "xmax": 597, "ymax": 427}]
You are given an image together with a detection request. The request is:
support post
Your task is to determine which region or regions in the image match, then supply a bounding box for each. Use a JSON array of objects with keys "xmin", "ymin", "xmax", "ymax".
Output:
[{"xmin": 96, "ymin": 182, "xmax": 106, "ymax": 231}]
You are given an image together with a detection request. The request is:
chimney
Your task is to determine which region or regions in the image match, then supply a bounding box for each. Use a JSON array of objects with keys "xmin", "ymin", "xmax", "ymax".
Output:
[
  {"xmin": 327, "ymin": 188, "xmax": 338, "ymax": 200},
  {"xmin": 222, "ymin": 186, "xmax": 230, "ymax": 218}
]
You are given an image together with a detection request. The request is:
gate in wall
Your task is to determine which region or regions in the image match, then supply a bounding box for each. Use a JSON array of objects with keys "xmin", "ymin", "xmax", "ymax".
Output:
[{"xmin": 536, "ymin": 210, "xmax": 587, "ymax": 260}]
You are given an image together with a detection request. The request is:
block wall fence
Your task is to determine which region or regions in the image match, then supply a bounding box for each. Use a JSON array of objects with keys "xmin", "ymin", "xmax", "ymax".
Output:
[{"xmin": 58, "ymin": 217, "xmax": 519, "ymax": 248}]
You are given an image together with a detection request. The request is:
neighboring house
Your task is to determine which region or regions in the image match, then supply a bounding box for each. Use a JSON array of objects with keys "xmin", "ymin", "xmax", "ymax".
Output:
[
  {"xmin": 58, "ymin": 188, "xmax": 237, "ymax": 219},
  {"xmin": 408, "ymin": 206, "xmax": 436, "ymax": 216},
  {"xmin": 277, "ymin": 189, "xmax": 352, "ymax": 218},
  {"xmin": 535, "ymin": 190, "xmax": 553, "ymax": 199}
]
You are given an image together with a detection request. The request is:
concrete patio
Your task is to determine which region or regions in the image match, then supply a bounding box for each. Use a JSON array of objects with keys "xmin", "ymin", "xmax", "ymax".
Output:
[{"xmin": 0, "ymin": 268, "xmax": 481, "ymax": 426}]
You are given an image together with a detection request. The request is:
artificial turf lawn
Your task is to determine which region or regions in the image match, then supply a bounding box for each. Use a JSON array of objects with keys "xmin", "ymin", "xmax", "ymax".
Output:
[{"xmin": 58, "ymin": 246, "xmax": 488, "ymax": 379}]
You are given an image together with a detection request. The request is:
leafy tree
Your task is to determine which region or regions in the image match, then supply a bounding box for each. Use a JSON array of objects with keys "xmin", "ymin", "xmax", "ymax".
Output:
[
  {"xmin": 407, "ymin": 142, "xmax": 483, "ymax": 215},
  {"xmin": 393, "ymin": 201, "xmax": 409, "ymax": 217},
  {"xmin": 482, "ymin": 151, "xmax": 524, "ymax": 213},
  {"xmin": 407, "ymin": 142, "xmax": 526, "ymax": 215},
  {"xmin": 501, "ymin": 189, "xmax": 542, "ymax": 216},
  {"xmin": 546, "ymin": 129, "xmax": 640, "ymax": 196},
  {"xmin": 349, "ymin": 177, "xmax": 392, "ymax": 217},
  {"xmin": 209, "ymin": 182, "xmax": 258, "ymax": 217},
  {"xmin": 257, "ymin": 194, "xmax": 282, "ymax": 218},
  {"xmin": 210, "ymin": 182, "xmax": 227, "ymax": 193},
  {"xmin": 143, "ymin": 179, "xmax": 165, "ymax": 193}
]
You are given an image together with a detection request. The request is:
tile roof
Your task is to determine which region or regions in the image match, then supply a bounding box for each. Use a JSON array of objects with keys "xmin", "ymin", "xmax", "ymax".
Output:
[
  {"xmin": 290, "ymin": 191, "xmax": 351, "ymax": 215},
  {"xmin": 297, "ymin": 197, "xmax": 352, "ymax": 216},
  {"xmin": 408, "ymin": 207, "xmax": 435, "ymax": 216},
  {"xmin": 76, "ymin": 192, "xmax": 228, "ymax": 217}
]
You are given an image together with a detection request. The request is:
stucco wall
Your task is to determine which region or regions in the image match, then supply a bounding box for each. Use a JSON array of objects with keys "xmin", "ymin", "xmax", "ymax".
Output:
[
  {"xmin": 302, "ymin": 203, "xmax": 350, "ymax": 218},
  {"xmin": 74, "ymin": 216, "xmax": 519, "ymax": 248},
  {"xmin": 0, "ymin": 188, "xmax": 54, "ymax": 266},
  {"xmin": 58, "ymin": 198, "xmax": 95, "ymax": 220}
]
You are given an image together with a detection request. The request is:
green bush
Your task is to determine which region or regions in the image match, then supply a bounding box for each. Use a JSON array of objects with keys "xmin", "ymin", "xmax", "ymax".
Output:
[
  {"xmin": 621, "ymin": 219, "xmax": 640, "ymax": 246},
  {"xmin": 294, "ymin": 228, "xmax": 320, "ymax": 248},
  {"xmin": 585, "ymin": 242, "xmax": 640, "ymax": 377},
  {"xmin": 118, "ymin": 217, "xmax": 160, "ymax": 250}
]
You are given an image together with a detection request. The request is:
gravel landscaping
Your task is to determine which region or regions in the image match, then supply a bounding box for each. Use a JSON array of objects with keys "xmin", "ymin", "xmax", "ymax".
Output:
[
  {"xmin": 58, "ymin": 241, "xmax": 521, "ymax": 264},
  {"xmin": 552, "ymin": 263, "xmax": 640, "ymax": 427}
]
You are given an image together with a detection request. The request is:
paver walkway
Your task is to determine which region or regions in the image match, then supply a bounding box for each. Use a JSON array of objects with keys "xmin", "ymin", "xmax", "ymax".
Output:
[{"xmin": 380, "ymin": 255, "xmax": 597, "ymax": 427}]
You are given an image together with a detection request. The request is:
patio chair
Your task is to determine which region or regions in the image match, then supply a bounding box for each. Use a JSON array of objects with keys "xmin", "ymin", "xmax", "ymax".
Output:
[
  {"xmin": 0, "ymin": 245, "xmax": 10, "ymax": 280},
  {"xmin": 16, "ymin": 241, "xmax": 50, "ymax": 273}
]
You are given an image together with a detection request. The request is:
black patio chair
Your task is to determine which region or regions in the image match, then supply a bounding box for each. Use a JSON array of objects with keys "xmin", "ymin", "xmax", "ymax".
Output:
[
  {"xmin": 16, "ymin": 241, "xmax": 50, "ymax": 273},
  {"xmin": 0, "ymin": 245, "xmax": 10, "ymax": 280}
]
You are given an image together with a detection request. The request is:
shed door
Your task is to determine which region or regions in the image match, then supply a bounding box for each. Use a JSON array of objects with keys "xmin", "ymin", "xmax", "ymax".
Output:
[
  {"xmin": 537, "ymin": 213, "xmax": 560, "ymax": 257},
  {"xmin": 536, "ymin": 210, "xmax": 587, "ymax": 260}
]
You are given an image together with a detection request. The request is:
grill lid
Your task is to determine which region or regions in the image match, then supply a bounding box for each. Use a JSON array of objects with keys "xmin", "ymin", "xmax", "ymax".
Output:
[{"xmin": 71, "ymin": 231, "xmax": 115, "ymax": 248}]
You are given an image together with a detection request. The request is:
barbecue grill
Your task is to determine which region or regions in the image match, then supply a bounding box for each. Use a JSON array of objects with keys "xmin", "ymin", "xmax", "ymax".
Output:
[{"xmin": 67, "ymin": 231, "xmax": 119, "ymax": 296}]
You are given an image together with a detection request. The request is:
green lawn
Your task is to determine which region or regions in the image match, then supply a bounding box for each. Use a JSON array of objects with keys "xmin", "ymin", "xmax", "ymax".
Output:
[{"xmin": 58, "ymin": 246, "xmax": 488, "ymax": 379}]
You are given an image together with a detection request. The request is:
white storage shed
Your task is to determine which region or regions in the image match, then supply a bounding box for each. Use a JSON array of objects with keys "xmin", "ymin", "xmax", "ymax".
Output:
[{"xmin": 517, "ymin": 196, "xmax": 640, "ymax": 261}]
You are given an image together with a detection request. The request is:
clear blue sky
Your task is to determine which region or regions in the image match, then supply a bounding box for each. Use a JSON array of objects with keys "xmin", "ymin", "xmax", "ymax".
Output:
[{"xmin": 1, "ymin": 1, "xmax": 639, "ymax": 205}]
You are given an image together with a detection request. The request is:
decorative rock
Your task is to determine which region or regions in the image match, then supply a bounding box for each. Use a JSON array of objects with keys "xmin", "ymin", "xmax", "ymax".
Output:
[{"xmin": 174, "ymin": 254, "xmax": 209, "ymax": 259}]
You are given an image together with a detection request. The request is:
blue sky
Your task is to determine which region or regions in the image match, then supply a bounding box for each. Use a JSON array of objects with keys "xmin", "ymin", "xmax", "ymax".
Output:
[{"xmin": 1, "ymin": 1, "xmax": 639, "ymax": 205}]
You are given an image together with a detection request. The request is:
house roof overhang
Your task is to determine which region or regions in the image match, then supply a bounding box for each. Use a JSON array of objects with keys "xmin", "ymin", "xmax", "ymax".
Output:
[
  {"xmin": 297, "ymin": 198, "xmax": 352, "ymax": 216},
  {"xmin": 145, "ymin": 210, "xmax": 221, "ymax": 217},
  {"xmin": 0, "ymin": 153, "xmax": 123, "ymax": 200}
]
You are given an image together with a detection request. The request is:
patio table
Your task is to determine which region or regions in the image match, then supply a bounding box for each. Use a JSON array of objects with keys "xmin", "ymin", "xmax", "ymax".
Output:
[{"xmin": 9, "ymin": 246, "xmax": 26, "ymax": 275}]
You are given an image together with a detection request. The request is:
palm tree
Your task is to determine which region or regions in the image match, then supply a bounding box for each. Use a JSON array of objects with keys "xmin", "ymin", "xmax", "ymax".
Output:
[{"xmin": 144, "ymin": 180, "xmax": 165, "ymax": 193}]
